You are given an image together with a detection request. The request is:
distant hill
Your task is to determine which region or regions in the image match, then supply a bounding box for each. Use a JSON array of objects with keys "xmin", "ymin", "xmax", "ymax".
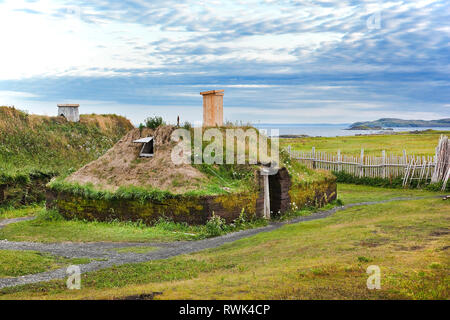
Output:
[
  {"xmin": 349, "ymin": 118, "xmax": 450, "ymax": 130},
  {"xmin": 0, "ymin": 106, "xmax": 134, "ymax": 177}
]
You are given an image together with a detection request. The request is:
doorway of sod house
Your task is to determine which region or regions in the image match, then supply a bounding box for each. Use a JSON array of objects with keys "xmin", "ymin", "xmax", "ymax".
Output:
[
  {"xmin": 269, "ymin": 171, "xmax": 282, "ymax": 216},
  {"xmin": 141, "ymin": 140, "xmax": 154, "ymax": 155}
]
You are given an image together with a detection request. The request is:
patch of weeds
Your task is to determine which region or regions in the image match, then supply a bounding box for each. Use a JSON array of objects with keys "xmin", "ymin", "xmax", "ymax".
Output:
[
  {"xmin": 131, "ymin": 158, "xmax": 144, "ymax": 165},
  {"xmin": 143, "ymin": 116, "xmax": 165, "ymax": 130},
  {"xmin": 170, "ymin": 173, "xmax": 187, "ymax": 188},
  {"xmin": 277, "ymin": 200, "xmax": 341, "ymax": 221},
  {"xmin": 357, "ymin": 256, "xmax": 372, "ymax": 263},
  {"xmin": 428, "ymin": 262, "xmax": 442, "ymax": 270},
  {"xmin": 201, "ymin": 209, "xmax": 267, "ymax": 238},
  {"xmin": 205, "ymin": 213, "xmax": 227, "ymax": 237},
  {"xmin": 182, "ymin": 122, "xmax": 192, "ymax": 130},
  {"xmin": 311, "ymin": 268, "xmax": 329, "ymax": 276},
  {"xmin": 152, "ymin": 217, "xmax": 199, "ymax": 237},
  {"xmin": 37, "ymin": 208, "xmax": 65, "ymax": 222}
]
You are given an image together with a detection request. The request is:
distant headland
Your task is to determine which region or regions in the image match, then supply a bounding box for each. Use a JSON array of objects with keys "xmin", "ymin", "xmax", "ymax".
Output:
[{"xmin": 347, "ymin": 118, "xmax": 450, "ymax": 130}]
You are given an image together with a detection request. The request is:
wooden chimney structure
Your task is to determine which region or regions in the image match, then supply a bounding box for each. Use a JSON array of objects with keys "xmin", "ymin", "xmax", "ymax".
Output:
[{"xmin": 200, "ymin": 90, "xmax": 224, "ymax": 127}]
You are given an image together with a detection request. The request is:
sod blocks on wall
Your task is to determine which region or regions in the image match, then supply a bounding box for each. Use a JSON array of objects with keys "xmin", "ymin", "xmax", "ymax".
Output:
[
  {"xmin": 46, "ymin": 189, "xmax": 262, "ymax": 225},
  {"xmin": 46, "ymin": 168, "xmax": 337, "ymax": 225},
  {"xmin": 0, "ymin": 172, "xmax": 54, "ymax": 208}
]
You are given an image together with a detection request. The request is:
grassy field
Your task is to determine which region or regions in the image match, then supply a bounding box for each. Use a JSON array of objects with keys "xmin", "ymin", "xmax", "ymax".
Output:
[
  {"xmin": 337, "ymin": 184, "xmax": 443, "ymax": 204},
  {"xmin": 0, "ymin": 207, "xmax": 268, "ymax": 243},
  {"xmin": 280, "ymin": 130, "xmax": 449, "ymax": 156},
  {"xmin": 0, "ymin": 184, "xmax": 443, "ymax": 243},
  {"xmin": 0, "ymin": 217, "xmax": 205, "ymax": 243},
  {"xmin": 0, "ymin": 250, "xmax": 89, "ymax": 278},
  {"xmin": 0, "ymin": 184, "xmax": 448, "ymax": 299}
]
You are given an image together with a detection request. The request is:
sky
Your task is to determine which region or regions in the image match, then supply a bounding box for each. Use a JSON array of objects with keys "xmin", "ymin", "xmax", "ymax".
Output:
[{"xmin": 0, "ymin": 0, "xmax": 449, "ymax": 125}]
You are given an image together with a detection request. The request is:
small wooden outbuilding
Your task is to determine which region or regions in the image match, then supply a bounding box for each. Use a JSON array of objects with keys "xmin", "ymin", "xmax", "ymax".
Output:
[
  {"xmin": 57, "ymin": 104, "xmax": 79, "ymax": 122},
  {"xmin": 201, "ymin": 90, "xmax": 224, "ymax": 127}
]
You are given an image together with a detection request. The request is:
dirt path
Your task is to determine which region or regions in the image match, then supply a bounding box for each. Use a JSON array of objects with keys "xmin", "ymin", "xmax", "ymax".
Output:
[{"xmin": 0, "ymin": 195, "xmax": 444, "ymax": 290}]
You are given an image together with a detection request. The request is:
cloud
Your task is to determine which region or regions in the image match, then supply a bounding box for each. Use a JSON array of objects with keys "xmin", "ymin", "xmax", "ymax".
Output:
[
  {"xmin": 0, "ymin": 0, "xmax": 448, "ymax": 123},
  {"xmin": 0, "ymin": 90, "xmax": 40, "ymax": 98}
]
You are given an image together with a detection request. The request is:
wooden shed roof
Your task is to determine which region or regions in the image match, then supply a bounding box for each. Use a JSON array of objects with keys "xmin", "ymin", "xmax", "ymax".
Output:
[{"xmin": 133, "ymin": 137, "xmax": 153, "ymax": 143}]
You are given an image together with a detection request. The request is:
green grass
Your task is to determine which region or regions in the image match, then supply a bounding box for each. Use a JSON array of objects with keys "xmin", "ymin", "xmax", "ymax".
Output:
[
  {"xmin": 0, "ymin": 107, "xmax": 134, "ymax": 209},
  {"xmin": 1, "ymin": 184, "xmax": 443, "ymax": 244},
  {"xmin": 0, "ymin": 250, "xmax": 90, "ymax": 278},
  {"xmin": 0, "ymin": 214, "xmax": 201, "ymax": 243},
  {"xmin": 280, "ymin": 130, "xmax": 449, "ymax": 156},
  {"xmin": 0, "ymin": 205, "xmax": 41, "ymax": 220},
  {"xmin": 191, "ymin": 163, "xmax": 259, "ymax": 196},
  {"xmin": 48, "ymin": 179, "xmax": 180, "ymax": 202},
  {"xmin": 109, "ymin": 247, "xmax": 159, "ymax": 254},
  {"xmin": 0, "ymin": 107, "xmax": 133, "ymax": 177},
  {"xmin": 0, "ymin": 208, "xmax": 268, "ymax": 243},
  {"xmin": 2, "ymin": 195, "xmax": 448, "ymax": 300},
  {"xmin": 337, "ymin": 184, "xmax": 444, "ymax": 204},
  {"xmin": 281, "ymin": 150, "xmax": 335, "ymax": 186}
]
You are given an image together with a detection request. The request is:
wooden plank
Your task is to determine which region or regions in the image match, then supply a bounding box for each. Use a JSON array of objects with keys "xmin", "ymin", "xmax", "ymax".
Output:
[
  {"xmin": 312, "ymin": 147, "xmax": 316, "ymax": 169},
  {"xmin": 263, "ymin": 173, "xmax": 270, "ymax": 220},
  {"xmin": 200, "ymin": 89, "xmax": 224, "ymax": 95},
  {"xmin": 360, "ymin": 148, "xmax": 365, "ymax": 178}
]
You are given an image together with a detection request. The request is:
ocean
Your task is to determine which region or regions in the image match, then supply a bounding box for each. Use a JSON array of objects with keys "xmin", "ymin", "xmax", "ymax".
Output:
[{"xmin": 253, "ymin": 124, "xmax": 450, "ymax": 137}]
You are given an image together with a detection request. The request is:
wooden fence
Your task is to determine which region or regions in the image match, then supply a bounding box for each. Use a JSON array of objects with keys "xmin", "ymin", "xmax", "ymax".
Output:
[
  {"xmin": 431, "ymin": 135, "xmax": 450, "ymax": 190},
  {"xmin": 287, "ymin": 146, "xmax": 435, "ymax": 183},
  {"xmin": 286, "ymin": 135, "xmax": 450, "ymax": 190}
]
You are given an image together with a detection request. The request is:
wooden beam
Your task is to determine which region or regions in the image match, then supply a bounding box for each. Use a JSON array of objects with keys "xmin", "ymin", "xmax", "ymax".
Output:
[
  {"xmin": 263, "ymin": 174, "xmax": 270, "ymax": 219},
  {"xmin": 200, "ymin": 90, "xmax": 224, "ymax": 95}
]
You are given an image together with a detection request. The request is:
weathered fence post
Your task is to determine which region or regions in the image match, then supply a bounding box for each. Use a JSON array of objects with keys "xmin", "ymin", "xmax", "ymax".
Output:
[
  {"xmin": 418, "ymin": 156, "xmax": 426, "ymax": 188},
  {"xmin": 431, "ymin": 144, "xmax": 439, "ymax": 183},
  {"xmin": 360, "ymin": 148, "xmax": 365, "ymax": 178},
  {"xmin": 312, "ymin": 147, "xmax": 316, "ymax": 169},
  {"xmin": 338, "ymin": 149, "xmax": 342, "ymax": 172},
  {"xmin": 402, "ymin": 150, "xmax": 407, "ymax": 177},
  {"xmin": 382, "ymin": 150, "xmax": 386, "ymax": 179}
]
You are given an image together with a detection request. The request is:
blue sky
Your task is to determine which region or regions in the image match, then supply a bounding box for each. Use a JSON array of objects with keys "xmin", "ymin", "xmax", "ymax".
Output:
[{"xmin": 0, "ymin": 0, "xmax": 449, "ymax": 125}]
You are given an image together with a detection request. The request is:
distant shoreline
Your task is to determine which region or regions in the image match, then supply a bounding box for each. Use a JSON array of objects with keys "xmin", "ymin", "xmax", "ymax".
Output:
[
  {"xmin": 255, "ymin": 124, "xmax": 450, "ymax": 138},
  {"xmin": 275, "ymin": 129, "xmax": 450, "ymax": 139},
  {"xmin": 347, "ymin": 118, "xmax": 450, "ymax": 130}
]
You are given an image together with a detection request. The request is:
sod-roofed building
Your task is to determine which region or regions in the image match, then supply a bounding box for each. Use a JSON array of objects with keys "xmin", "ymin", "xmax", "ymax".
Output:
[
  {"xmin": 46, "ymin": 91, "xmax": 336, "ymax": 224},
  {"xmin": 46, "ymin": 125, "xmax": 337, "ymax": 225}
]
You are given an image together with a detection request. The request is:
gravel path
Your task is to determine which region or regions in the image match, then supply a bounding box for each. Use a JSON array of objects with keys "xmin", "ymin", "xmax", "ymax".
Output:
[
  {"xmin": 0, "ymin": 216, "xmax": 36, "ymax": 229},
  {"xmin": 0, "ymin": 195, "xmax": 444, "ymax": 290}
]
